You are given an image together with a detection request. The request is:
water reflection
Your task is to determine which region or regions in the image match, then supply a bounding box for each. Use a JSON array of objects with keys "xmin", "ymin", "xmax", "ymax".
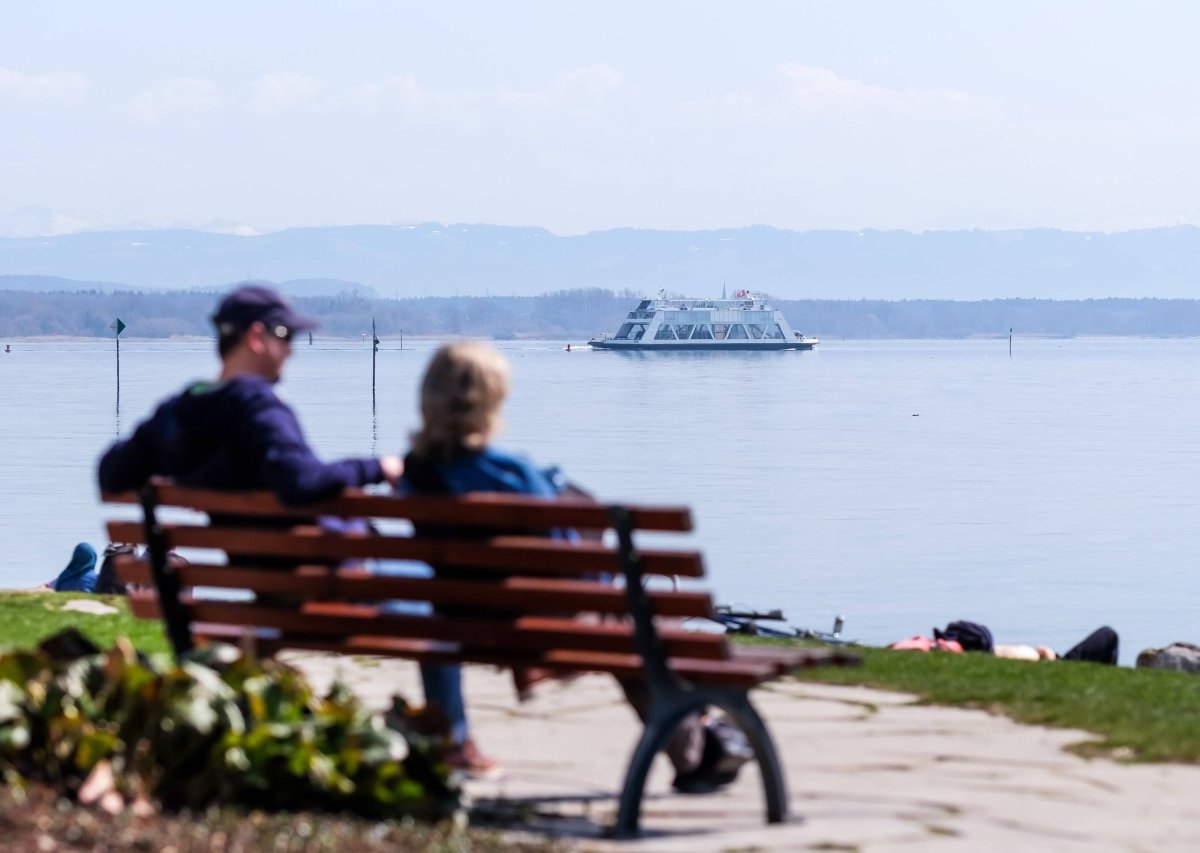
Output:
[
  {"xmin": 598, "ymin": 348, "xmax": 813, "ymax": 363},
  {"xmin": 371, "ymin": 398, "xmax": 378, "ymax": 457}
]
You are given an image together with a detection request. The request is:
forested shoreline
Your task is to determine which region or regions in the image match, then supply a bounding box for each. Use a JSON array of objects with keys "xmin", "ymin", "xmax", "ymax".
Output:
[{"xmin": 3, "ymin": 287, "xmax": 1200, "ymax": 340}]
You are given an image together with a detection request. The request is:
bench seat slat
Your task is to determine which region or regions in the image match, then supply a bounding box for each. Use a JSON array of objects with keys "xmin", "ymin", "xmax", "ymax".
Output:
[
  {"xmin": 728, "ymin": 645, "xmax": 862, "ymax": 674},
  {"xmin": 186, "ymin": 631, "xmax": 853, "ymax": 687},
  {"xmin": 189, "ymin": 630, "xmax": 786, "ymax": 688},
  {"xmin": 115, "ymin": 557, "xmax": 716, "ymax": 619},
  {"xmin": 103, "ymin": 486, "xmax": 693, "ymax": 532},
  {"xmin": 128, "ymin": 593, "xmax": 731, "ymax": 660},
  {"xmin": 106, "ymin": 521, "xmax": 705, "ymax": 578}
]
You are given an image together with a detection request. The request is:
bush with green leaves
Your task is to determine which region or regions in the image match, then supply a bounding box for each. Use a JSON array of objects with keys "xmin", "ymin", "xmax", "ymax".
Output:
[{"xmin": 0, "ymin": 630, "xmax": 459, "ymax": 820}]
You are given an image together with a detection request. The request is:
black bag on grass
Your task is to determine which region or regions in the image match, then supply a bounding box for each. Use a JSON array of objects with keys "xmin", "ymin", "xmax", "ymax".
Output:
[
  {"xmin": 934, "ymin": 620, "xmax": 994, "ymax": 653},
  {"xmin": 95, "ymin": 543, "xmax": 137, "ymax": 595}
]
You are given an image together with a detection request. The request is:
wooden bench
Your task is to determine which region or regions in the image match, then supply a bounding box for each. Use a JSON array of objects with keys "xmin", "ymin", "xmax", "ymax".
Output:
[{"xmin": 103, "ymin": 479, "xmax": 858, "ymax": 837}]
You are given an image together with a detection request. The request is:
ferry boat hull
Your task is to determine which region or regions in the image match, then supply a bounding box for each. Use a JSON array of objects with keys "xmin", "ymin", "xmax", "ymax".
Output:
[{"xmin": 590, "ymin": 338, "xmax": 816, "ymax": 351}]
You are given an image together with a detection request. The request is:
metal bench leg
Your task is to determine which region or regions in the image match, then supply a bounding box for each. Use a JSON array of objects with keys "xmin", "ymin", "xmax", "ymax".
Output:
[
  {"xmin": 138, "ymin": 484, "xmax": 193, "ymax": 659},
  {"xmin": 613, "ymin": 688, "xmax": 790, "ymax": 836},
  {"xmin": 612, "ymin": 698, "xmax": 701, "ymax": 838},
  {"xmin": 720, "ymin": 692, "xmax": 789, "ymax": 825}
]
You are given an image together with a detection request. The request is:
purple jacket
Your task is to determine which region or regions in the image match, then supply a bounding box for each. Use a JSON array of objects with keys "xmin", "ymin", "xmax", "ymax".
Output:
[{"xmin": 98, "ymin": 375, "xmax": 384, "ymax": 505}]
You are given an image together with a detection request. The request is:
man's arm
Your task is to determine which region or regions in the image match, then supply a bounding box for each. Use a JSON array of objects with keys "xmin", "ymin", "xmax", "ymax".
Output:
[
  {"xmin": 96, "ymin": 402, "xmax": 172, "ymax": 494},
  {"xmin": 248, "ymin": 393, "xmax": 398, "ymax": 505}
]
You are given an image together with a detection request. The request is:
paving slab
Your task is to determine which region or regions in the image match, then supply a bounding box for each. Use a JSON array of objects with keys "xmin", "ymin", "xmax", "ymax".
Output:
[{"xmin": 283, "ymin": 652, "xmax": 1200, "ymax": 851}]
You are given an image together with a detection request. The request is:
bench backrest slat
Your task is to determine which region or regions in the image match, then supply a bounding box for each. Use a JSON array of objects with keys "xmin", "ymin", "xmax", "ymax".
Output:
[
  {"xmin": 103, "ymin": 485, "xmax": 693, "ymax": 532},
  {"xmin": 107, "ymin": 520, "xmax": 705, "ymax": 578},
  {"xmin": 114, "ymin": 556, "xmax": 716, "ymax": 619}
]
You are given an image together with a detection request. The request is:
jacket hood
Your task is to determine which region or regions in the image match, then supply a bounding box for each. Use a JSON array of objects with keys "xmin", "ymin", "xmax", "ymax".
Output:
[{"xmin": 53, "ymin": 543, "xmax": 97, "ymax": 592}]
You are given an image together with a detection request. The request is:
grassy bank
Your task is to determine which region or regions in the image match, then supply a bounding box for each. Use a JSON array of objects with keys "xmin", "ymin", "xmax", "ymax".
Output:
[
  {"xmin": 784, "ymin": 641, "xmax": 1200, "ymax": 763},
  {"xmin": 6, "ymin": 593, "xmax": 1200, "ymax": 765},
  {"xmin": 0, "ymin": 591, "xmax": 169, "ymax": 655}
]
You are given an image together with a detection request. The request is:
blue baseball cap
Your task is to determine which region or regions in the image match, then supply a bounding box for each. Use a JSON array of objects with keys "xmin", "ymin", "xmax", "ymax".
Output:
[{"xmin": 211, "ymin": 283, "xmax": 319, "ymax": 337}]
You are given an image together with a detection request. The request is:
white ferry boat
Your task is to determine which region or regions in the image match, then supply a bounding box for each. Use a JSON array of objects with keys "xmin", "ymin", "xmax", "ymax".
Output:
[{"xmin": 589, "ymin": 290, "xmax": 818, "ymax": 351}]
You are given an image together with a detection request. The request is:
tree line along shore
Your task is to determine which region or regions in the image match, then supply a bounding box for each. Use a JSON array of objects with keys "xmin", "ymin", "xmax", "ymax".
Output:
[{"xmin": 4, "ymin": 287, "xmax": 1200, "ymax": 340}]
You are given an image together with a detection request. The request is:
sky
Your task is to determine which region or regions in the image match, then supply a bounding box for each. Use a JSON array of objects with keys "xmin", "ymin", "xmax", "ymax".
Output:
[{"xmin": 3, "ymin": 1, "xmax": 1200, "ymax": 236}]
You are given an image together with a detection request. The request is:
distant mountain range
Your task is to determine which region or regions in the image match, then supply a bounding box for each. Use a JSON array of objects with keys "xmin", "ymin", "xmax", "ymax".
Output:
[{"xmin": 2, "ymin": 221, "xmax": 1200, "ymax": 300}]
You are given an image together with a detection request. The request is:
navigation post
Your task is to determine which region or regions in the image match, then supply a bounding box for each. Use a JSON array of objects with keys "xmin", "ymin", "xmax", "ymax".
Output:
[
  {"xmin": 111, "ymin": 317, "xmax": 126, "ymax": 409},
  {"xmin": 371, "ymin": 317, "xmax": 379, "ymax": 403}
]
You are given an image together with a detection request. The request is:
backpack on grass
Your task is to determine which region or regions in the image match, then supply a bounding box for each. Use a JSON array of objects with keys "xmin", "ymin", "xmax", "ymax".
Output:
[
  {"xmin": 95, "ymin": 544, "xmax": 137, "ymax": 595},
  {"xmin": 933, "ymin": 620, "xmax": 994, "ymax": 654}
]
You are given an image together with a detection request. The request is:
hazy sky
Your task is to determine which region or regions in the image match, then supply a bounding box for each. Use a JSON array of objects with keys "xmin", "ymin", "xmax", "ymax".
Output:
[{"xmin": 4, "ymin": 2, "xmax": 1200, "ymax": 234}]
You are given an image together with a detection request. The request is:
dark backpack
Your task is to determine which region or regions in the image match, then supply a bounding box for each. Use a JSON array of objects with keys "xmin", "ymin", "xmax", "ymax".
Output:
[
  {"xmin": 934, "ymin": 620, "xmax": 994, "ymax": 653},
  {"xmin": 95, "ymin": 543, "xmax": 137, "ymax": 595}
]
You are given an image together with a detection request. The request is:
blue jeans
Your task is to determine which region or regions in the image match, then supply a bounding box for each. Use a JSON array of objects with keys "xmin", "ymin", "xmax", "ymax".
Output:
[
  {"xmin": 420, "ymin": 663, "xmax": 468, "ymax": 744},
  {"xmin": 373, "ymin": 559, "xmax": 470, "ymax": 744}
]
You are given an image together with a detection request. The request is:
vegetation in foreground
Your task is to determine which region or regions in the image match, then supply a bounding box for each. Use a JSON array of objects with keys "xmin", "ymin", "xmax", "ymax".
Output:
[
  {"xmin": 0, "ymin": 594, "xmax": 567, "ymax": 850},
  {"xmin": 0, "ymin": 631, "xmax": 459, "ymax": 819},
  {"xmin": 780, "ymin": 640, "xmax": 1200, "ymax": 763},
  {"xmin": 0, "ymin": 783, "xmax": 557, "ymax": 853}
]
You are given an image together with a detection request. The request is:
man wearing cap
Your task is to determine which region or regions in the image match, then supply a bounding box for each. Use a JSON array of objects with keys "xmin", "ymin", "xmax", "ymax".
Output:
[{"xmin": 98, "ymin": 283, "xmax": 402, "ymax": 500}]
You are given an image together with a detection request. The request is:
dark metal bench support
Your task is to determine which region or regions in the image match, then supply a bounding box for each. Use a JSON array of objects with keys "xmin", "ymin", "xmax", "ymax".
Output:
[
  {"xmin": 138, "ymin": 484, "xmax": 194, "ymax": 657},
  {"xmin": 612, "ymin": 683, "xmax": 788, "ymax": 838},
  {"xmin": 609, "ymin": 507, "xmax": 789, "ymax": 838}
]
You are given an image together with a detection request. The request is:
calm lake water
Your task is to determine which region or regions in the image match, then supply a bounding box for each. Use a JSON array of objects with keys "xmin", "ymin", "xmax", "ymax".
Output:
[{"xmin": 3, "ymin": 336, "xmax": 1198, "ymax": 664}]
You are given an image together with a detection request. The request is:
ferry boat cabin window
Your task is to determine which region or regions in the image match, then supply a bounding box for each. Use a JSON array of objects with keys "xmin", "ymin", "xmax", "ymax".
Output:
[
  {"xmin": 692, "ymin": 324, "xmax": 714, "ymax": 339},
  {"xmin": 616, "ymin": 323, "xmax": 635, "ymax": 339},
  {"xmin": 727, "ymin": 324, "xmax": 748, "ymax": 339},
  {"xmin": 654, "ymin": 325, "xmax": 676, "ymax": 340},
  {"xmin": 746, "ymin": 324, "xmax": 765, "ymax": 339},
  {"xmin": 712, "ymin": 324, "xmax": 729, "ymax": 340},
  {"xmin": 764, "ymin": 324, "xmax": 785, "ymax": 340},
  {"xmin": 675, "ymin": 324, "xmax": 693, "ymax": 339}
]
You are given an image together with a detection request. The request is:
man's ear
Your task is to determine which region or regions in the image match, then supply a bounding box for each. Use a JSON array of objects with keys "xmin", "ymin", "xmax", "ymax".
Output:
[{"xmin": 243, "ymin": 321, "xmax": 268, "ymax": 354}]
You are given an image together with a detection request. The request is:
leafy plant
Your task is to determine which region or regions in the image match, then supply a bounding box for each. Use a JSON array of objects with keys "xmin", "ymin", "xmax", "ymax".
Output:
[{"xmin": 0, "ymin": 630, "xmax": 459, "ymax": 820}]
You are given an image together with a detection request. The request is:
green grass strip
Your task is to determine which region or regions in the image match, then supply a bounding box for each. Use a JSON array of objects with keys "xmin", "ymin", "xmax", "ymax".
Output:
[
  {"xmin": 0, "ymin": 591, "xmax": 169, "ymax": 655},
  {"xmin": 776, "ymin": 640, "xmax": 1200, "ymax": 763}
]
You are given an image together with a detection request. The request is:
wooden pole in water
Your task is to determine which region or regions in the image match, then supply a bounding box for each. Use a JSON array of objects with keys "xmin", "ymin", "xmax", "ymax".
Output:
[
  {"xmin": 1009, "ymin": 327, "xmax": 1013, "ymax": 357},
  {"xmin": 371, "ymin": 317, "xmax": 379, "ymax": 403}
]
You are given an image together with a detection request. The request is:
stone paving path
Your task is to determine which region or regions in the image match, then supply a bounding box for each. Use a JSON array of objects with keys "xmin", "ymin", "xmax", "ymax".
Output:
[{"xmin": 285, "ymin": 652, "xmax": 1200, "ymax": 851}]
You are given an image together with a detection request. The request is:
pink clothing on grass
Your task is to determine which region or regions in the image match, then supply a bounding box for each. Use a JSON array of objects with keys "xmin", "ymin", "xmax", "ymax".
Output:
[{"xmin": 888, "ymin": 636, "xmax": 964, "ymax": 653}]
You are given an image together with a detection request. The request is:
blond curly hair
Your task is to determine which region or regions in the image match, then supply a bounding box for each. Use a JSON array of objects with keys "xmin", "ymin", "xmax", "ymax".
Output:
[{"xmin": 410, "ymin": 341, "xmax": 511, "ymax": 460}]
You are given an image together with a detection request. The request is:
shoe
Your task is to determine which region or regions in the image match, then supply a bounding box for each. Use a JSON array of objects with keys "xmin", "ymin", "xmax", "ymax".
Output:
[
  {"xmin": 671, "ymin": 766, "xmax": 740, "ymax": 795},
  {"xmin": 446, "ymin": 739, "xmax": 503, "ymax": 780},
  {"xmin": 512, "ymin": 666, "xmax": 584, "ymax": 703},
  {"xmin": 670, "ymin": 718, "xmax": 753, "ymax": 794},
  {"xmin": 512, "ymin": 666, "xmax": 555, "ymax": 702}
]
